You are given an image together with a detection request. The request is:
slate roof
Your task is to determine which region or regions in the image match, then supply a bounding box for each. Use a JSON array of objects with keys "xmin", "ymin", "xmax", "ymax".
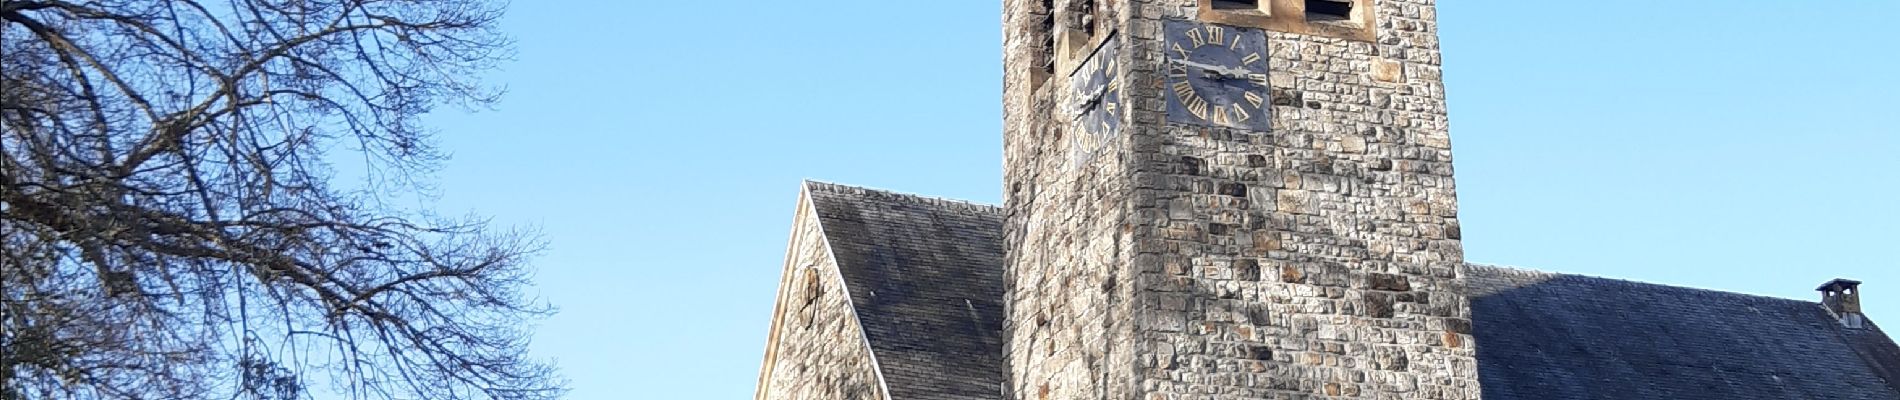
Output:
[
  {"xmin": 798, "ymin": 181, "xmax": 1900, "ymax": 400},
  {"xmin": 1468, "ymin": 265, "xmax": 1900, "ymax": 400},
  {"xmin": 805, "ymin": 181, "xmax": 1009, "ymax": 400}
]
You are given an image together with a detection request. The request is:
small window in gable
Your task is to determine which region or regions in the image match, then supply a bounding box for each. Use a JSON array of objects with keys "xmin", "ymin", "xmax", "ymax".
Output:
[
  {"xmin": 802, "ymin": 267, "xmax": 821, "ymax": 305},
  {"xmin": 800, "ymin": 267, "xmax": 823, "ymax": 328}
]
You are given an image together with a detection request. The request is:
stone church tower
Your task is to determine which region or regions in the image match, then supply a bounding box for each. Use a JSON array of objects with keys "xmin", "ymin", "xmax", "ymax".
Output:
[
  {"xmin": 756, "ymin": 1, "xmax": 1900, "ymax": 398},
  {"xmin": 1000, "ymin": 0, "xmax": 1477, "ymax": 398}
]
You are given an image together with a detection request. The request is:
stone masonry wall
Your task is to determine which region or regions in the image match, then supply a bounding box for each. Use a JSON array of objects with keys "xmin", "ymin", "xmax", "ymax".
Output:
[
  {"xmin": 1002, "ymin": 0, "xmax": 1143, "ymax": 399},
  {"xmin": 1124, "ymin": 0, "xmax": 1480, "ymax": 398},
  {"xmin": 755, "ymin": 194, "xmax": 884, "ymax": 400},
  {"xmin": 1005, "ymin": 0, "xmax": 1480, "ymax": 399}
]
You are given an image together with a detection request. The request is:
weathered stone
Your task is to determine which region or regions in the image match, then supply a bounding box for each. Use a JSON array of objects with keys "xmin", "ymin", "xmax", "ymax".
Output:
[
  {"xmin": 1280, "ymin": 263, "xmax": 1304, "ymax": 284},
  {"xmin": 1369, "ymin": 273, "xmax": 1412, "ymax": 291},
  {"xmin": 1377, "ymin": 348, "xmax": 1411, "ymax": 371},
  {"xmin": 1341, "ymin": 135, "xmax": 1368, "ymax": 153},
  {"xmin": 1253, "ymin": 233, "xmax": 1281, "ymax": 252},
  {"xmin": 1246, "ymin": 345, "xmax": 1274, "ymax": 361},
  {"xmin": 1445, "ymin": 318, "xmax": 1473, "ymax": 334},
  {"xmin": 1218, "ymin": 183, "xmax": 1247, "ymax": 197},
  {"xmin": 1001, "ymin": 0, "xmax": 1479, "ymax": 398},
  {"xmin": 1181, "ymin": 156, "xmax": 1204, "ymax": 176},
  {"xmin": 1156, "ymin": 343, "xmax": 1178, "ymax": 369},
  {"xmin": 1367, "ymin": 292, "xmax": 1396, "ymax": 319},
  {"xmin": 1234, "ymin": 259, "xmax": 1261, "ymax": 281},
  {"xmin": 1372, "ymin": 59, "xmax": 1404, "ymax": 83}
]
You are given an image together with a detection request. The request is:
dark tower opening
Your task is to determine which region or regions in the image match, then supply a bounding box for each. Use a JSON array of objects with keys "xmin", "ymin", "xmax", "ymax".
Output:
[
  {"xmin": 1040, "ymin": 0, "xmax": 1056, "ymax": 80},
  {"xmin": 1212, "ymin": 0, "xmax": 1260, "ymax": 11},
  {"xmin": 1305, "ymin": 0, "xmax": 1353, "ymax": 20},
  {"xmin": 1071, "ymin": 0, "xmax": 1098, "ymax": 38}
]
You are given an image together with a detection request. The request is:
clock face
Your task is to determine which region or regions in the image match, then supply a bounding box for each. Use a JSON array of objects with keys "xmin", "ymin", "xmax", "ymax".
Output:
[
  {"xmin": 1164, "ymin": 20, "xmax": 1269, "ymax": 131},
  {"xmin": 1068, "ymin": 37, "xmax": 1122, "ymax": 165}
]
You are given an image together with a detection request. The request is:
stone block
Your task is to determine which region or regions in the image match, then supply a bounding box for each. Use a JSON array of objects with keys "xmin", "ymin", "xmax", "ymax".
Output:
[
  {"xmin": 1280, "ymin": 263, "xmax": 1304, "ymax": 283},
  {"xmin": 1234, "ymin": 259, "xmax": 1261, "ymax": 281},
  {"xmin": 1371, "ymin": 59, "xmax": 1404, "ymax": 83},
  {"xmin": 1366, "ymin": 292, "xmax": 1396, "ymax": 319},
  {"xmin": 1368, "ymin": 273, "xmax": 1411, "ymax": 291}
]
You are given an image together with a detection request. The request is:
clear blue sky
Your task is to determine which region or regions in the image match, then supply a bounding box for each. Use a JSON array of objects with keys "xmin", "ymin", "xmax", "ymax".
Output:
[{"xmin": 408, "ymin": 1, "xmax": 1898, "ymax": 398}]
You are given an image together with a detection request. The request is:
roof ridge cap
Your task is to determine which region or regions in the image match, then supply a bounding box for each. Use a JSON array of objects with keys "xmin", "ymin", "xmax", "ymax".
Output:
[
  {"xmin": 1466, "ymin": 262, "xmax": 1814, "ymax": 304},
  {"xmin": 802, "ymin": 179, "xmax": 1002, "ymax": 215}
]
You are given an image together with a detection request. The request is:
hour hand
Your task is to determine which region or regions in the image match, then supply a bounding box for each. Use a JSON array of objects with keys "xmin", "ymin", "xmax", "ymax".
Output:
[
  {"xmin": 1077, "ymin": 88, "xmax": 1106, "ymax": 109},
  {"xmin": 1171, "ymin": 59, "xmax": 1251, "ymax": 81},
  {"xmin": 1067, "ymin": 87, "xmax": 1106, "ymax": 118}
]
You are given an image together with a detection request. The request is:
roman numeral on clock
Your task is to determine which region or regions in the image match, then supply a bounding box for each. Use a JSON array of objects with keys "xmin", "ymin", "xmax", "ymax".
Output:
[{"xmin": 1172, "ymin": 81, "xmax": 1195, "ymax": 99}]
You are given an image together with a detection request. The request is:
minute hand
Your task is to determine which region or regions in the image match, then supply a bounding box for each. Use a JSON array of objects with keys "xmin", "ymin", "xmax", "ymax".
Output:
[{"xmin": 1171, "ymin": 59, "xmax": 1253, "ymax": 81}]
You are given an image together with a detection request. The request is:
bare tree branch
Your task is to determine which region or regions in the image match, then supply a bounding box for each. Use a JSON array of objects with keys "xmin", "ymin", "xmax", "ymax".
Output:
[{"xmin": 0, "ymin": 1, "xmax": 559, "ymax": 399}]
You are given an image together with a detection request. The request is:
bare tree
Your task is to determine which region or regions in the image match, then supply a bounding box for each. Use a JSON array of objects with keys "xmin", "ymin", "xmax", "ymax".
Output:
[{"xmin": 0, "ymin": 1, "xmax": 561, "ymax": 399}]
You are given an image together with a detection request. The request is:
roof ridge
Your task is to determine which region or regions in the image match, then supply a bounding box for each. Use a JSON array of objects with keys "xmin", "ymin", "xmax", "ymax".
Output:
[
  {"xmin": 802, "ymin": 179, "xmax": 1002, "ymax": 215},
  {"xmin": 1467, "ymin": 262, "xmax": 1817, "ymax": 305}
]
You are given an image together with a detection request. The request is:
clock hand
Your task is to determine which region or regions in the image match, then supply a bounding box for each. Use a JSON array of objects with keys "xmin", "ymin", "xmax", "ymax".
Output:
[
  {"xmin": 1082, "ymin": 88, "xmax": 1106, "ymax": 107},
  {"xmin": 1169, "ymin": 59, "xmax": 1253, "ymax": 81},
  {"xmin": 1066, "ymin": 87, "xmax": 1107, "ymax": 121}
]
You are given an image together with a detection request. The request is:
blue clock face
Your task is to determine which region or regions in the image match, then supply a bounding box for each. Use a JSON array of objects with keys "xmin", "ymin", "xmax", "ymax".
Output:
[
  {"xmin": 1069, "ymin": 37, "xmax": 1122, "ymax": 165},
  {"xmin": 1071, "ymin": 40, "xmax": 1122, "ymax": 136},
  {"xmin": 1164, "ymin": 20, "xmax": 1269, "ymax": 131}
]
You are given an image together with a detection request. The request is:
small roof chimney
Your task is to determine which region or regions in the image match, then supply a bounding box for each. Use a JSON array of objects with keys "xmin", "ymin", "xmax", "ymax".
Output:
[{"xmin": 1818, "ymin": 278, "xmax": 1865, "ymax": 329}]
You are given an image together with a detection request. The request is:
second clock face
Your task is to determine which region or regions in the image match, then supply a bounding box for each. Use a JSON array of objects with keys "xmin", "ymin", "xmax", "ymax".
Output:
[
  {"xmin": 1164, "ymin": 20, "xmax": 1269, "ymax": 131},
  {"xmin": 1068, "ymin": 37, "xmax": 1122, "ymax": 166},
  {"xmin": 1071, "ymin": 39, "xmax": 1121, "ymax": 138}
]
